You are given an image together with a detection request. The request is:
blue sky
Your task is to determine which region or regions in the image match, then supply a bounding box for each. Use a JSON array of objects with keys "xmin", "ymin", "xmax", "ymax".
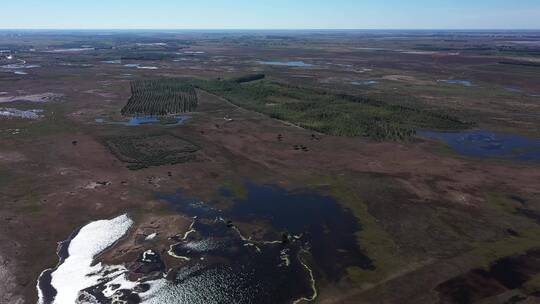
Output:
[{"xmin": 1, "ymin": 0, "xmax": 539, "ymax": 29}]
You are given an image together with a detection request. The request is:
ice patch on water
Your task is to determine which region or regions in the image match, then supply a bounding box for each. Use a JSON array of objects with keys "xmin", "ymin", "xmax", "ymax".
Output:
[
  {"xmin": 46, "ymin": 214, "xmax": 133, "ymax": 304},
  {"xmin": 124, "ymin": 63, "xmax": 159, "ymax": 70}
]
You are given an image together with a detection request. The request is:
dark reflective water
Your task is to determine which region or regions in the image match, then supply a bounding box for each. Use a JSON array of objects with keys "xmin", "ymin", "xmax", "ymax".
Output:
[
  {"xmin": 418, "ymin": 130, "xmax": 540, "ymax": 161},
  {"xmin": 158, "ymin": 182, "xmax": 373, "ymax": 282},
  {"xmin": 223, "ymin": 183, "xmax": 374, "ymax": 279}
]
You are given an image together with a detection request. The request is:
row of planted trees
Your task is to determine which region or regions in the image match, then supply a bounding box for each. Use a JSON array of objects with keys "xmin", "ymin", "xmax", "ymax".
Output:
[{"xmin": 121, "ymin": 79, "xmax": 198, "ymax": 116}]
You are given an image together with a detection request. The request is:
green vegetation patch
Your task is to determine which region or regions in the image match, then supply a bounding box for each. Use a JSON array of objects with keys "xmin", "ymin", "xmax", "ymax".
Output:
[
  {"xmin": 310, "ymin": 175, "xmax": 405, "ymax": 285},
  {"xmin": 121, "ymin": 79, "xmax": 198, "ymax": 116},
  {"xmin": 188, "ymin": 78, "xmax": 472, "ymax": 141},
  {"xmin": 104, "ymin": 134, "xmax": 199, "ymax": 170},
  {"xmin": 222, "ymin": 179, "xmax": 249, "ymax": 200},
  {"xmin": 461, "ymin": 192, "xmax": 540, "ymax": 273}
]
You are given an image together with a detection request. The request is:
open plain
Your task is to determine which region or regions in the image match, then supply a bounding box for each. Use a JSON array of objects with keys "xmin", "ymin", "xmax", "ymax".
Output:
[{"xmin": 1, "ymin": 30, "xmax": 540, "ymax": 304}]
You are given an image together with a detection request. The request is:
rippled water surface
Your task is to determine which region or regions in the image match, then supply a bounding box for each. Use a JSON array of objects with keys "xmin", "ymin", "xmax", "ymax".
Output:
[{"xmin": 159, "ymin": 182, "xmax": 373, "ymax": 280}]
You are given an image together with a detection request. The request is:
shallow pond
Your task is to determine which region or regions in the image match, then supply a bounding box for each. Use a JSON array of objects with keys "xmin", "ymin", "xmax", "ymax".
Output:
[
  {"xmin": 351, "ymin": 80, "xmax": 379, "ymax": 86},
  {"xmin": 258, "ymin": 60, "xmax": 313, "ymax": 67},
  {"xmin": 96, "ymin": 115, "xmax": 189, "ymax": 126},
  {"xmin": 439, "ymin": 79, "xmax": 473, "ymax": 87},
  {"xmin": 158, "ymin": 182, "xmax": 373, "ymax": 281},
  {"xmin": 418, "ymin": 130, "xmax": 540, "ymax": 161}
]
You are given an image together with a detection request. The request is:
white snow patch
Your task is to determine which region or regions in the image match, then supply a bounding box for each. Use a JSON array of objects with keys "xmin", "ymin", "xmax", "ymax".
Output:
[
  {"xmin": 49, "ymin": 214, "xmax": 133, "ymax": 304},
  {"xmin": 145, "ymin": 233, "xmax": 158, "ymax": 241}
]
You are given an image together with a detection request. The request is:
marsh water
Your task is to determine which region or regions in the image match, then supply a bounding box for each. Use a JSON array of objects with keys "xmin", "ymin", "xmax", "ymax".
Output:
[
  {"xmin": 38, "ymin": 182, "xmax": 371, "ymax": 303},
  {"xmin": 153, "ymin": 182, "xmax": 372, "ymax": 302},
  {"xmin": 418, "ymin": 130, "xmax": 540, "ymax": 161},
  {"xmin": 440, "ymin": 79, "xmax": 473, "ymax": 87},
  {"xmin": 124, "ymin": 63, "xmax": 159, "ymax": 70},
  {"xmin": 95, "ymin": 115, "xmax": 189, "ymax": 126},
  {"xmin": 160, "ymin": 183, "xmax": 372, "ymax": 277},
  {"xmin": 258, "ymin": 60, "xmax": 313, "ymax": 67},
  {"xmin": 351, "ymin": 80, "xmax": 379, "ymax": 86}
]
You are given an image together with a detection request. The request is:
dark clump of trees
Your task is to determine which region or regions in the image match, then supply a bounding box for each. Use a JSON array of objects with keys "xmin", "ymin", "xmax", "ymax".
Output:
[
  {"xmin": 121, "ymin": 79, "xmax": 198, "ymax": 116},
  {"xmin": 232, "ymin": 74, "xmax": 266, "ymax": 84}
]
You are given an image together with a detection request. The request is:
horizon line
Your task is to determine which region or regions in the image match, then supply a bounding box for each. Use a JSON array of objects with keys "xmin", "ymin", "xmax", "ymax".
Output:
[{"xmin": 1, "ymin": 28, "xmax": 540, "ymax": 31}]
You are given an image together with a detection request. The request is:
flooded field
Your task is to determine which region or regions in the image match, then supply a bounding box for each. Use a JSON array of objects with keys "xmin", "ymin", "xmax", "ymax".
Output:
[
  {"xmin": 439, "ymin": 79, "xmax": 473, "ymax": 87},
  {"xmin": 45, "ymin": 47, "xmax": 95, "ymax": 53},
  {"xmin": 124, "ymin": 63, "xmax": 159, "ymax": 70},
  {"xmin": 418, "ymin": 130, "xmax": 540, "ymax": 161},
  {"xmin": 0, "ymin": 108, "xmax": 43, "ymax": 119},
  {"xmin": 96, "ymin": 116, "xmax": 190, "ymax": 126},
  {"xmin": 257, "ymin": 60, "xmax": 313, "ymax": 67},
  {"xmin": 351, "ymin": 80, "xmax": 379, "ymax": 86}
]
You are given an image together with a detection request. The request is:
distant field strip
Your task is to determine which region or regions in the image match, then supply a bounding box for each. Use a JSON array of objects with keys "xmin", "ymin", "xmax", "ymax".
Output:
[
  {"xmin": 188, "ymin": 77, "xmax": 472, "ymax": 141},
  {"xmin": 121, "ymin": 79, "xmax": 198, "ymax": 115}
]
